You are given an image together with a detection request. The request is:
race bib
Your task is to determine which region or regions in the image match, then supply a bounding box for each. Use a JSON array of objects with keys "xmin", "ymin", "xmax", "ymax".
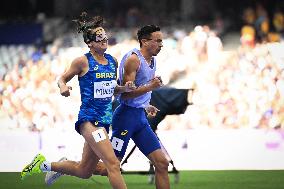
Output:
[
  {"xmin": 94, "ymin": 80, "xmax": 116, "ymax": 98},
  {"xmin": 111, "ymin": 137, "xmax": 124, "ymax": 151}
]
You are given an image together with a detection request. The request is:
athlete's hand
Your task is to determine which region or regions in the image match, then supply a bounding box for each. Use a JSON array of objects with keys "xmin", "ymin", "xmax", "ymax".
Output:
[
  {"xmin": 145, "ymin": 105, "xmax": 160, "ymax": 118},
  {"xmin": 148, "ymin": 76, "xmax": 163, "ymax": 90},
  {"xmin": 124, "ymin": 81, "xmax": 136, "ymax": 92},
  {"xmin": 60, "ymin": 85, "xmax": 72, "ymax": 97}
]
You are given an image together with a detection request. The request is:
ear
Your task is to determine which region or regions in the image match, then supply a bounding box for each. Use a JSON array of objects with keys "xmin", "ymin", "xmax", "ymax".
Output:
[{"xmin": 141, "ymin": 39, "xmax": 149, "ymax": 46}]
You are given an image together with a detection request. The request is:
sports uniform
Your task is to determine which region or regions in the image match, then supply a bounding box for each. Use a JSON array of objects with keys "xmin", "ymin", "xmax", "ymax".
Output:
[
  {"xmin": 111, "ymin": 48, "xmax": 161, "ymax": 158},
  {"xmin": 75, "ymin": 52, "xmax": 117, "ymax": 134}
]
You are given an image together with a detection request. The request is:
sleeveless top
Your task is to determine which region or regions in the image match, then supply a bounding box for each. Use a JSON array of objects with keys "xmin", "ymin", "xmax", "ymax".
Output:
[
  {"xmin": 78, "ymin": 52, "xmax": 117, "ymax": 124},
  {"xmin": 118, "ymin": 48, "xmax": 156, "ymax": 108}
]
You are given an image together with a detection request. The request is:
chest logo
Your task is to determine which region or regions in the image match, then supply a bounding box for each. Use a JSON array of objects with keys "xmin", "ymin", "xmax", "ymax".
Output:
[{"xmin": 94, "ymin": 65, "xmax": 99, "ymax": 71}]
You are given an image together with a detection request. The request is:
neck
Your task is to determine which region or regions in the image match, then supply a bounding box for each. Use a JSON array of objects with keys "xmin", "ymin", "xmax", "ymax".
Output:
[
  {"xmin": 140, "ymin": 48, "xmax": 152, "ymax": 64},
  {"xmin": 90, "ymin": 49, "xmax": 104, "ymax": 59}
]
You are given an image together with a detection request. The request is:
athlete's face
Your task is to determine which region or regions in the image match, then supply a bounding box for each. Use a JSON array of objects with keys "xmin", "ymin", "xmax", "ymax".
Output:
[
  {"xmin": 88, "ymin": 27, "xmax": 108, "ymax": 53},
  {"xmin": 144, "ymin": 31, "xmax": 163, "ymax": 56}
]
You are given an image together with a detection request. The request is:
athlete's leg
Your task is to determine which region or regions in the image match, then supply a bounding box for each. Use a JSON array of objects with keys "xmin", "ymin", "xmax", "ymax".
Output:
[
  {"xmin": 148, "ymin": 149, "xmax": 170, "ymax": 189},
  {"xmin": 21, "ymin": 154, "xmax": 46, "ymax": 180},
  {"xmin": 93, "ymin": 105, "xmax": 134, "ymax": 177},
  {"xmin": 111, "ymin": 104, "xmax": 135, "ymax": 159},
  {"xmin": 93, "ymin": 161, "xmax": 108, "ymax": 176},
  {"xmin": 21, "ymin": 142, "xmax": 98, "ymax": 181},
  {"xmin": 80, "ymin": 122, "xmax": 127, "ymax": 189},
  {"xmin": 45, "ymin": 157, "xmax": 67, "ymax": 185},
  {"xmin": 51, "ymin": 141, "xmax": 99, "ymax": 179},
  {"xmin": 94, "ymin": 104, "xmax": 134, "ymax": 177},
  {"xmin": 133, "ymin": 126, "xmax": 170, "ymax": 189}
]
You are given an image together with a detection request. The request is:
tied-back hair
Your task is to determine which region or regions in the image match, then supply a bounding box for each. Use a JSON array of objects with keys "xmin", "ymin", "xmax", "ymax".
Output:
[
  {"xmin": 137, "ymin": 25, "xmax": 160, "ymax": 47},
  {"xmin": 73, "ymin": 12, "xmax": 104, "ymax": 44}
]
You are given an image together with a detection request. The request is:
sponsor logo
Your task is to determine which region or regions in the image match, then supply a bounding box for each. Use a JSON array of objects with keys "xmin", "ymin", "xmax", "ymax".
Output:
[
  {"xmin": 120, "ymin": 130, "xmax": 128, "ymax": 136},
  {"xmin": 44, "ymin": 163, "xmax": 48, "ymax": 170},
  {"xmin": 24, "ymin": 159, "xmax": 40, "ymax": 173}
]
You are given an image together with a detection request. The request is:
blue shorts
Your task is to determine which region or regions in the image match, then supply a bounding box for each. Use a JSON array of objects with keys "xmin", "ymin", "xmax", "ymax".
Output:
[
  {"xmin": 75, "ymin": 109, "xmax": 110, "ymax": 135},
  {"xmin": 111, "ymin": 104, "xmax": 161, "ymax": 159}
]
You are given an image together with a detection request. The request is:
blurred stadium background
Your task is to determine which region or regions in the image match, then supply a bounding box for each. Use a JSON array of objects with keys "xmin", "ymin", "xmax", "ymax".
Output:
[{"xmin": 1, "ymin": 0, "xmax": 284, "ymax": 188}]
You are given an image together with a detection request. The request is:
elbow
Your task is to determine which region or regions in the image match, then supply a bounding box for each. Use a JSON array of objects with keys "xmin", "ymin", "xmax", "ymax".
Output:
[{"xmin": 121, "ymin": 93, "xmax": 130, "ymax": 100}]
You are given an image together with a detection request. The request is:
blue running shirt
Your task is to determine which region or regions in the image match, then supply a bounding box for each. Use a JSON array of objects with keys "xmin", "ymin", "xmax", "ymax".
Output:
[{"xmin": 75, "ymin": 52, "xmax": 116, "ymax": 133}]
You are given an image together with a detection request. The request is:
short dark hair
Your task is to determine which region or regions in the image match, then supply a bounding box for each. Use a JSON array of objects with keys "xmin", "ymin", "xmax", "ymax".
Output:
[
  {"xmin": 73, "ymin": 12, "xmax": 104, "ymax": 44},
  {"xmin": 137, "ymin": 25, "xmax": 160, "ymax": 47}
]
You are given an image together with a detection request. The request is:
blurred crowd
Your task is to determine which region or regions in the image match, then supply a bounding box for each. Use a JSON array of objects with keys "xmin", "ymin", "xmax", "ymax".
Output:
[
  {"xmin": 162, "ymin": 41, "xmax": 284, "ymax": 130},
  {"xmin": 0, "ymin": 24, "xmax": 283, "ymax": 132},
  {"xmin": 241, "ymin": 3, "xmax": 284, "ymax": 48}
]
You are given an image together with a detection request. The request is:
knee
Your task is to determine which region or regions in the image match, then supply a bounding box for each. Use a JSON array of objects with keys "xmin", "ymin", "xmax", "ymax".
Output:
[
  {"xmin": 94, "ymin": 162, "xmax": 108, "ymax": 176},
  {"xmin": 80, "ymin": 172, "xmax": 93, "ymax": 179},
  {"xmin": 76, "ymin": 166, "xmax": 93, "ymax": 179},
  {"xmin": 105, "ymin": 158, "xmax": 121, "ymax": 173},
  {"xmin": 153, "ymin": 157, "xmax": 169, "ymax": 172}
]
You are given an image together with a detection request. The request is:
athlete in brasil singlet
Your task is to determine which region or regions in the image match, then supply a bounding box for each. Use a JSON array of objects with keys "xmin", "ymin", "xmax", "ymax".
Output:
[{"xmin": 75, "ymin": 52, "xmax": 117, "ymax": 134}]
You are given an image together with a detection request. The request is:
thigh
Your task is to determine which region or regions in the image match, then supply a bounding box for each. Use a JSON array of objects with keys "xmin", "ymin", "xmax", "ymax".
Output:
[
  {"xmin": 80, "ymin": 122, "xmax": 118, "ymax": 164},
  {"xmin": 132, "ymin": 125, "xmax": 161, "ymax": 157},
  {"xmin": 111, "ymin": 111, "xmax": 133, "ymax": 159}
]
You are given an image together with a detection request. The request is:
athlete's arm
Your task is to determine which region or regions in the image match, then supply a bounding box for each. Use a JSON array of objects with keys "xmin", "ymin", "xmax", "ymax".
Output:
[
  {"xmin": 121, "ymin": 54, "xmax": 161, "ymax": 99},
  {"xmin": 114, "ymin": 82, "xmax": 136, "ymax": 94},
  {"xmin": 113, "ymin": 57, "xmax": 136, "ymax": 95},
  {"xmin": 58, "ymin": 56, "xmax": 86, "ymax": 97}
]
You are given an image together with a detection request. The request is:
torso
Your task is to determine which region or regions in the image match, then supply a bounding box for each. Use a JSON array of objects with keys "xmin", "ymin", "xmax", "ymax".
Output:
[
  {"xmin": 77, "ymin": 52, "xmax": 117, "ymax": 124},
  {"xmin": 118, "ymin": 48, "xmax": 156, "ymax": 108}
]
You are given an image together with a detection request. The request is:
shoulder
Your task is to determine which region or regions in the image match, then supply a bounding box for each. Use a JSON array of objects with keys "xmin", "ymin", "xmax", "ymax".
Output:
[
  {"xmin": 71, "ymin": 55, "xmax": 88, "ymax": 69},
  {"xmin": 125, "ymin": 53, "xmax": 140, "ymax": 67},
  {"xmin": 123, "ymin": 53, "xmax": 140, "ymax": 72},
  {"xmin": 73, "ymin": 55, "xmax": 88, "ymax": 64}
]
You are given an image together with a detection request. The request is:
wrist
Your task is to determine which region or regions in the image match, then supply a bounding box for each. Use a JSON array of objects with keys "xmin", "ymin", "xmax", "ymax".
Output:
[
  {"xmin": 122, "ymin": 85, "xmax": 127, "ymax": 93},
  {"xmin": 144, "ymin": 84, "xmax": 153, "ymax": 92},
  {"xmin": 57, "ymin": 82, "xmax": 65, "ymax": 89},
  {"xmin": 115, "ymin": 85, "xmax": 126, "ymax": 94}
]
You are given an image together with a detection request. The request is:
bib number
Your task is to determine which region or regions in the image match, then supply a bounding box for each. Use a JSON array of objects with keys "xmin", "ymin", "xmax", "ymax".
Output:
[{"xmin": 94, "ymin": 80, "xmax": 116, "ymax": 98}]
